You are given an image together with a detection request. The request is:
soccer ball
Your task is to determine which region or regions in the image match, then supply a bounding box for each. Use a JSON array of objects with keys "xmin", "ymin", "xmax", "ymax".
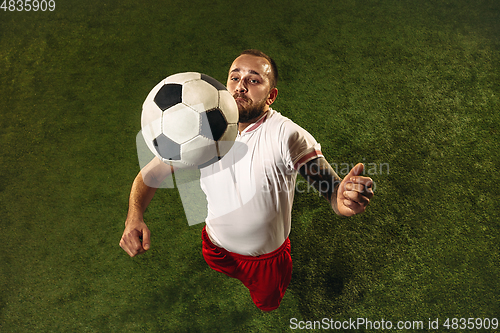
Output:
[{"xmin": 141, "ymin": 72, "xmax": 239, "ymax": 169}]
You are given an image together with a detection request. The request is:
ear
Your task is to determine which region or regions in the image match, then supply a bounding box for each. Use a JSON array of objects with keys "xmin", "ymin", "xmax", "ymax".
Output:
[{"xmin": 266, "ymin": 88, "xmax": 278, "ymax": 106}]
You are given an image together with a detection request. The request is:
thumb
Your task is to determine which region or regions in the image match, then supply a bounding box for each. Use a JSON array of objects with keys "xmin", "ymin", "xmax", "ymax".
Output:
[
  {"xmin": 142, "ymin": 227, "xmax": 151, "ymax": 251},
  {"xmin": 346, "ymin": 163, "xmax": 364, "ymax": 179}
]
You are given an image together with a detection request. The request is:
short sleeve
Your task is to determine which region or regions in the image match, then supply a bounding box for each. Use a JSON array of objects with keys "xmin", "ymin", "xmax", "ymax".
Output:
[{"xmin": 279, "ymin": 120, "xmax": 323, "ymax": 171}]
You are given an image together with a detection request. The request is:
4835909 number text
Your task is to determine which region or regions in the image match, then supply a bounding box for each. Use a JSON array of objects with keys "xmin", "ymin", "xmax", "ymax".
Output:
[{"xmin": 1, "ymin": 0, "xmax": 55, "ymax": 11}]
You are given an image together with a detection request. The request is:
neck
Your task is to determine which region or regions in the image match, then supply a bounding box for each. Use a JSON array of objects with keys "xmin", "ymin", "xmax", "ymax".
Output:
[{"xmin": 238, "ymin": 109, "xmax": 269, "ymax": 133}]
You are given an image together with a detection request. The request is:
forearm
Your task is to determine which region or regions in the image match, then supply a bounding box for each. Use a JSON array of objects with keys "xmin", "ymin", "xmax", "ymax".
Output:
[
  {"xmin": 126, "ymin": 172, "xmax": 158, "ymax": 224},
  {"xmin": 126, "ymin": 157, "xmax": 174, "ymax": 223},
  {"xmin": 330, "ymin": 190, "xmax": 341, "ymax": 216},
  {"xmin": 298, "ymin": 157, "xmax": 343, "ymax": 215}
]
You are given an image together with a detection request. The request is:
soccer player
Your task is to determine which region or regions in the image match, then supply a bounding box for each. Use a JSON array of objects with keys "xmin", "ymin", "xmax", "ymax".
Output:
[{"xmin": 120, "ymin": 50, "xmax": 374, "ymax": 311}]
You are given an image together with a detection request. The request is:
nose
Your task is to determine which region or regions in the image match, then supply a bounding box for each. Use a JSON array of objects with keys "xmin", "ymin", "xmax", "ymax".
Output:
[{"xmin": 235, "ymin": 80, "xmax": 247, "ymax": 93}]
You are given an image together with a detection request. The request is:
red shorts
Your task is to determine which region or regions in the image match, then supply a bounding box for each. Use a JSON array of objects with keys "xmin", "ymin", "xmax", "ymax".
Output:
[{"xmin": 202, "ymin": 226, "xmax": 293, "ymax": 311}]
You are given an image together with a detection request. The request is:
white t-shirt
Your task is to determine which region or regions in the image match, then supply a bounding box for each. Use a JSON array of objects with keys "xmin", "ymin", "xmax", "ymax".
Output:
[{"xmin": 200, "ymin": 108, "xmax": 322, "ymax": 256}]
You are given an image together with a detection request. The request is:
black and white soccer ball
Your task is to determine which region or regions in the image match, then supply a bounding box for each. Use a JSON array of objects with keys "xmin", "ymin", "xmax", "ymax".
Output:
[{"xmin": 141, "ymin": 72, "xmax": 238, "ymax": 169}]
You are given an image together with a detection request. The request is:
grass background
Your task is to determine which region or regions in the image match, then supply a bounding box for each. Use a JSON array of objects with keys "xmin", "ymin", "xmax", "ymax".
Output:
[{"xmin": 0, "ymin": 0, "xmax": 499, "ymax": 332}]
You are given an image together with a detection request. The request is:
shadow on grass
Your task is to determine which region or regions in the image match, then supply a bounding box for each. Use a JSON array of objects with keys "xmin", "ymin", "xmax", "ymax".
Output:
[
  {"xmin": 290, "ymin": 249, "xmax": 357, "ymax": 318},
  {"xmin": 117, "ymin": 247, "xmax": 254, "ymax": 332}
]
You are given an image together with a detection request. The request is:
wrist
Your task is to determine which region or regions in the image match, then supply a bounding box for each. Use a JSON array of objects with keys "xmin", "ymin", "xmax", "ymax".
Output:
[{"xmin": 125, "ymin": 210, "xmax": 144, "ymax": 226}]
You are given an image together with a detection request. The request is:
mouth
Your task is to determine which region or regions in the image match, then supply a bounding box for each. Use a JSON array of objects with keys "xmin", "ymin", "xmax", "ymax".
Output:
[{"xmin": 233, "ymin": 94, "xmax": 249, "ymax": 103}]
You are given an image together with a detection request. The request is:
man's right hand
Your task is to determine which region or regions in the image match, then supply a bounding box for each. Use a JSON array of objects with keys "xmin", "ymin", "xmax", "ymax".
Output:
[{"xmin": 119, "ymin": 220, "xmax": 151, "ymax": 257}]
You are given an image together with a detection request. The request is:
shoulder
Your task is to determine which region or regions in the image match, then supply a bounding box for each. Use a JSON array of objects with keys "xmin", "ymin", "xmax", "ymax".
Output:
[
  {"xmin": 263, "ymin": 108, "xmax": 288, "ymax": 127},
  {"xmin": 265, "ymin": 108, "xmax": 322, "ymax": 169},
  {"xmin": 264, "ymin": 108, "xmax": 309, "ymax": 138},
  {"xmin": 270, "ymin": 109, "xmax": 318, "ymax": 146}
]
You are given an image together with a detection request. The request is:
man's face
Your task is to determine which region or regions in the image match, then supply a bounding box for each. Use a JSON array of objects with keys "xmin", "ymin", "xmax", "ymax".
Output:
[{"xmin": 227, "ymin": 54, "xmax": 276, "ymax": 123}]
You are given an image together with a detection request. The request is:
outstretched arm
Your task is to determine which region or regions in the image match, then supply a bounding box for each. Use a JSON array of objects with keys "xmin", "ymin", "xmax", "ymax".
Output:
[
  {"xmin": 119, "ymin": 158, "xmax": 174, "ymax": 257},
  {"xmin": 298, "ymin": 157, "xmax": 373, "ymax": 216}
]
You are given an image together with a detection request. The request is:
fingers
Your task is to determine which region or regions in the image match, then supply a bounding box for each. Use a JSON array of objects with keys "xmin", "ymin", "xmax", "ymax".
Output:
[
  {"xmin": 336, "ymin": 198, "xmax": 365, "ymax": 217},
  {"xmin": 340, "ymin": 193, "xmax": 369, "ymax": 215},
  {"xmin": 119, "ymin": 226, "xmax": 150, "ymax": 257},
  {"xmin": 119, "ymin": 231, "xmax": 141, "ymax": 257},
  {"xmin": 343, "ymin": 189, "xmax": 370, "ymax": 205},
  {"xmin": 345, "ymin": 163, "xmax": 365, "ymax": 178},
  {"xmin": 344, "ymin": 177, "xmax": 374, "ymax": 200},
  {"xmin": 142, "ymin": 228, "xmax": 151, "ymax": 251},
  {"xmin": 337, "ymin": 175, "xmax": 374, "ymax": 216}
]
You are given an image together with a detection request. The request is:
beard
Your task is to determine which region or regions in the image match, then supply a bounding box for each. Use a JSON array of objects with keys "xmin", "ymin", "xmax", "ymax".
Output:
[{"xmin": 234, "ymin": 93, "xmax": 268, "ymax": 123}]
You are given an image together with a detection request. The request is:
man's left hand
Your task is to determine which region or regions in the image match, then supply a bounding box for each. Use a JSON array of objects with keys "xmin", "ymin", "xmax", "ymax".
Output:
[{"xmin": 336, "ymin": 163, "xmax": 374, "ymax": 217}]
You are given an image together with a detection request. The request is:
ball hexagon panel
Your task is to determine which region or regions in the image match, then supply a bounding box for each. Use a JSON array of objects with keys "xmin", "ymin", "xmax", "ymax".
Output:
[
  {"xmin": 200, "ymin": 108, "xmax": 228, "ymax": 141},
  {"xmin": 181, "ymin": 135, "xmax": 218, "ymax": 167},
  {"xmin": 141, "ymin": 100, "xmax": 163, "ymax": 155},
  {"xmin": 182, "ymin": 79, "xmax": 219, "ymax": 113},
  {"xmin": 143, "ymin": 80, "xmax": 168, "ymax": 107},
  {"xmin": 162, "ymin": 103, "xmax": 200, "ymax": 144},
  {"xmin": 218, "ymin": 90, "xmax": 239, "ymax": 124},
  {"xmin": 154, "ymin": 83, "xmax": 183, "ymax": 111},
  {"xmin": 217, "ymin": 123, "xmax": 238, "ymax": 156},
  {"xmin": 141, "ymin": 100, "xmax": 163, "ymax": 136},
  {"xmin": 154, "ymin": 133, "xmax": 181, "ymax": 161},
  {"xmin": 201, "ymin": 73, "xmax": 227, "ymax": 91},
  {"xmin": 164, "ymin": 72, "xmax": 201, "ymax": 85}
]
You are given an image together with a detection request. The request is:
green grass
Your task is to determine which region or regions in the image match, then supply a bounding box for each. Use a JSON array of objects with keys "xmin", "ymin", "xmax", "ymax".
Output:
[{"xmin": 1, "ymin": 0, "xmax": 499, "ymax": 332}]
